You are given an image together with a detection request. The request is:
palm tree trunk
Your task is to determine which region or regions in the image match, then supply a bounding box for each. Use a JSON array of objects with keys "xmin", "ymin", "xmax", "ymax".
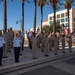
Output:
[
  {"xmin": 67, "ymin": 8, "xmax": 70, "ymax": 33},
  {"xmin": 40, "ymin": 6, "xmax": 43, "ymax": 33},
  {"xmin": 4, "ymin": 0, "xmax": 7, "ymax": 31},
  {"xmin": 53, "ymin": 2, "xmax": 56, "ymax": 36},
  {"xmin": 22, "ymin": 1, "xmax": 24, "ymax": 32},
  {"xmin": 34, "ymin": 0, "xmax": 37, "ymax": 34}
]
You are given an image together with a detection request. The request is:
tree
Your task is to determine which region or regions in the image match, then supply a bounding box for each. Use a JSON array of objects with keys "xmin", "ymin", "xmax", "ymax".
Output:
[
  {"xmin": 60, "ymin": 0, "xmax": 75, "ymax": 33},
  {"xmin": 21, "ymin": 0, "xmax": 25, "ymax": 32},
  {"xmin": 33, "ymin": 0, "xmax": 37, "ymax": 34},
  {"xmin": 0, "ymin": 0, "xmax": 13, "ymax": 31},
  {"xmin": 43, "ymin": 23, "xmax": 62, "ymax": 34},
  {"xmin": 49, "ymin": 0, "xmax": 61, "ymax": 35},
  {"xmin": 38, "ymin": 0, "xmax": 46, "ymax": 33}
]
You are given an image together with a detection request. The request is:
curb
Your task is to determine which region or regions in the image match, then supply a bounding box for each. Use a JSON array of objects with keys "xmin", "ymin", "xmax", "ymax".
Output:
[{"xmin": 0, "ymin": 52, "xmax": 75, "ymax": 74}]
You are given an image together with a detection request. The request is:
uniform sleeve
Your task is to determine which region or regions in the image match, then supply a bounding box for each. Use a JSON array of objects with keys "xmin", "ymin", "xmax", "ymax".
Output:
[
  {"xmin": 13, "ymin": 38, "xmax": 15, "ymax": 43},
  {"xmin": 19, "ymin": 38, "xmax": 22, "ymax": 43},
  {"xmin": 2, "ymin": 38, "xmax": 6, "ymax": 44}
]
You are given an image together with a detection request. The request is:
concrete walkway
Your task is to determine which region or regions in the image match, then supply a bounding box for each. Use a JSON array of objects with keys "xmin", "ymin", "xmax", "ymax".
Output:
[{"xmin": 0, "ymin": 45, "xmax": 75, "ymax": 74}]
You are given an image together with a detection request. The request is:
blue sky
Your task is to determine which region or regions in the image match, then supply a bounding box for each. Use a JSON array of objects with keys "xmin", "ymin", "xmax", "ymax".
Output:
[{"xmin": 0, "ymin": 0, "xmax": 54, "ymax": 31}]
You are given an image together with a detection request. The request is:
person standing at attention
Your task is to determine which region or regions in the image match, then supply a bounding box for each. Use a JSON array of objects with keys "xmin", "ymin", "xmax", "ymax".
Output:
[
  {"xmin": 68, "ymin": 35, "xmax": 72, "ymax": 52},
  {"xmin": 13, "ymin": 33, "xmax": 21, "ymax": 63},
  {"xmin": 31, "ymin": 33, "xmax": 37, "ymax": 59},
  {"xmin": 0, "ymin": 31, "xmax": 5, "ymax": 66}
]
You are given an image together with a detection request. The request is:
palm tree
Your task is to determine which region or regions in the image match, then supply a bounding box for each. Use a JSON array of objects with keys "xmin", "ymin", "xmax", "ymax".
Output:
[
  {"xmin": 21, "ymin": 0, "xmax": 30, "ymax": 32},
  {"xmin": 21, "ymin": 0, "xmax": 25, "ymax": 32},
  {"xmin": 49, "ymin": 0, "xmax": 59, "ymax": 35},
  {"xmin": 60, "ymin": 0, "xmax": 75, "ymax": 33},
  {"xmin": 0, "ymin": 0, "xmax": 13, "ymax": 31},
  {"xmin": 33, "ymin": 0, "xmax": 37, "ymax": 34},
  {"xmin": 38, "ymin": 0, "xmax": 46, "ymax": 33}
]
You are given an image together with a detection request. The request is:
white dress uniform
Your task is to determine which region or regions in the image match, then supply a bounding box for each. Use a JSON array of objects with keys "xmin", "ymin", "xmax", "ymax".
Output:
[
  {"xmin": 0, "ymin": 37, "xmax": 5, "ymax": 66},
  {"xmin": 13, "ymin": 37, "xmax": 21, "ymax": 63}
]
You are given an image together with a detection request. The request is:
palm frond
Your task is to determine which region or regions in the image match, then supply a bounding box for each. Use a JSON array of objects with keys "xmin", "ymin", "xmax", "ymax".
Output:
[
  {"xmin": 27, "ymin": 0, "xmax": 30, "ymax": 3},
  {"xmin": 0, "ymin": 0, "xmax": 3, "ymax": 3},
  {"xmin": 48, "ymin": 3, "xmax": 61, "ymax": 11},
  {"xmin": 11, "ymin": 0, "xmax": 13, "ymax": 2}
]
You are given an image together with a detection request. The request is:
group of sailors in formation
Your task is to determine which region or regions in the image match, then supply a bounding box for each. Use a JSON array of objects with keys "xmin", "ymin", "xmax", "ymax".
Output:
[
  {"xmin": 0, "ymin": 27, "xmax": 24, "ymax": 66},
  {"xmin": 27, "ymin": 31, "xmax": 72, "ymax": 59},
  {"xmin": 0, "ymin": 28, "xmax": 72, "ymax": 66}
]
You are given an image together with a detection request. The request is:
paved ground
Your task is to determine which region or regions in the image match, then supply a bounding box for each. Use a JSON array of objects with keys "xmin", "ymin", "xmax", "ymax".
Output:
[
  {"xmin": 63, "ymin": 57, "xmax": 75, "ymax": 65},
  {"xmin": 1, "ymin": 45, "xmax": 75, "ymax": 67},
  {"xmin": 3, "ymin": 53, "xmax": 75, "ymax": 75},
  {"xmin": 18, "ymin": 55, "xmax": 75, "ymax": 75},
  {"xmin": 0, "ymin": 35, "xmax": 75, "ymax": 75},
  {"xmin": 19, "ymin": 65, "xmax": 74, "ymax": 75},
  {"xmin": 0, "ymin": 44, "xmax": 75, "ymax": 75}
]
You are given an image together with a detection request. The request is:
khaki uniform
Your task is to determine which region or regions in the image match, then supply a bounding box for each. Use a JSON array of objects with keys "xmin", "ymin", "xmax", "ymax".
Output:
[
  {"xmin": 68, "ymin": 37, "xmax": 72, "ymax": 52},
  {"xmin": 28, "ymin": 32, "xmax": 33, "ymax": 49},
  {"xmin": 31, "ymin": 36, "xmax": 37, "ymax": 58},
  {"xmin": 57, "ymin": 35, "xmax": 60, "ymax": 50},
  {"xmin": 61, "ymin": 37, "xmax": 65, "ymax": 53},
  {"xmin": 54, "ymin": 37, "xmax": 58, "ymax": 55},
  {"xmin": 6, "ymin": 32, "xmax": 11, "ymax": 52},
  {"xmin": 48, "ymin": 35, "xmax": 53, "ymax": 51},
  {"xmin": 41, "ymin": 33, "xmax": 45, "ymax": 52},
  {"xmin": 44, "ymin": 36, "xmax": 49, "ymax": 56},
  {"xmin": 36, "ymin": 32, "xmax": 42, "ymax": 48},
  {"xmin": 9, "ymin": 31, "xmax": 14, "ymax": 48}
]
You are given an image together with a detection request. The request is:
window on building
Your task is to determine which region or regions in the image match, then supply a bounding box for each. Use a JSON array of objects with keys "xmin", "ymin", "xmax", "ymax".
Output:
[
  {"xmin": 66, "ymin": 12, "xmax": 68, "ymax": 16},
  {"xmin": 64, "ymin": 24, "xmax": 66, "ymax": 27},
  {"xmin": 57, "ymin": 19, "xmax": 60, "ymax": 23},
  {"xmin": 66, "ymin": 23, "xmax": 68, "ymax": 27},
  {"xmin": 57, "ymin": 14, "xmax": 60, "ymax": 18},
  {"xmin": 66, "ymin": 18, "xmax": 68, "ymax": 22},
  {"xmin": 61, "ymin": 13, "xmax": 64, "ymax": 17},
  {"xmin": 61, "ymin": 18, "xmax": 64, "ymax": 22},
  {"xmin": 50, "ymin": 16, "xmax": 52, "ymax": 20},
  {"xmin": 50, "ymin": 21, "xmax": 53, "ymax": 25},
  {"xmin": 74, "ymin": 18, "xmax": 75, "ymax": 22},
  {"xmin": 74, "ymin": 23, "xmax": 75, "ymax": 27}
]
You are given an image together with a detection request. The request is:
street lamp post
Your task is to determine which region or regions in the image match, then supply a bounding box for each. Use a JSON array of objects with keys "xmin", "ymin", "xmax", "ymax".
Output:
[
  {"xmin": 21, "ymin": 0, "xmax": 25, "ymax": 32},
  {"xmin": 16, "ymin": 19, "xmax": 22, "ymax": 29}
]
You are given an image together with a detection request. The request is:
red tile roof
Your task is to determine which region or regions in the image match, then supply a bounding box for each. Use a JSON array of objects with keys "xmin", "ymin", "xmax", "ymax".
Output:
[{"xmin": 43, "ymin": 19, "xmax": 48, "ymax": 22}]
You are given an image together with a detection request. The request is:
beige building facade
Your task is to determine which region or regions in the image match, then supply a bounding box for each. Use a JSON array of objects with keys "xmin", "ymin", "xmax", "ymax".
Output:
[
  {"xmin": 48, "ymin": 8, "xmax": 75, "ymax": 32},
  {"xmin": 29, "ymin": 8, "xmax": 75, "ymax": 33}
]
